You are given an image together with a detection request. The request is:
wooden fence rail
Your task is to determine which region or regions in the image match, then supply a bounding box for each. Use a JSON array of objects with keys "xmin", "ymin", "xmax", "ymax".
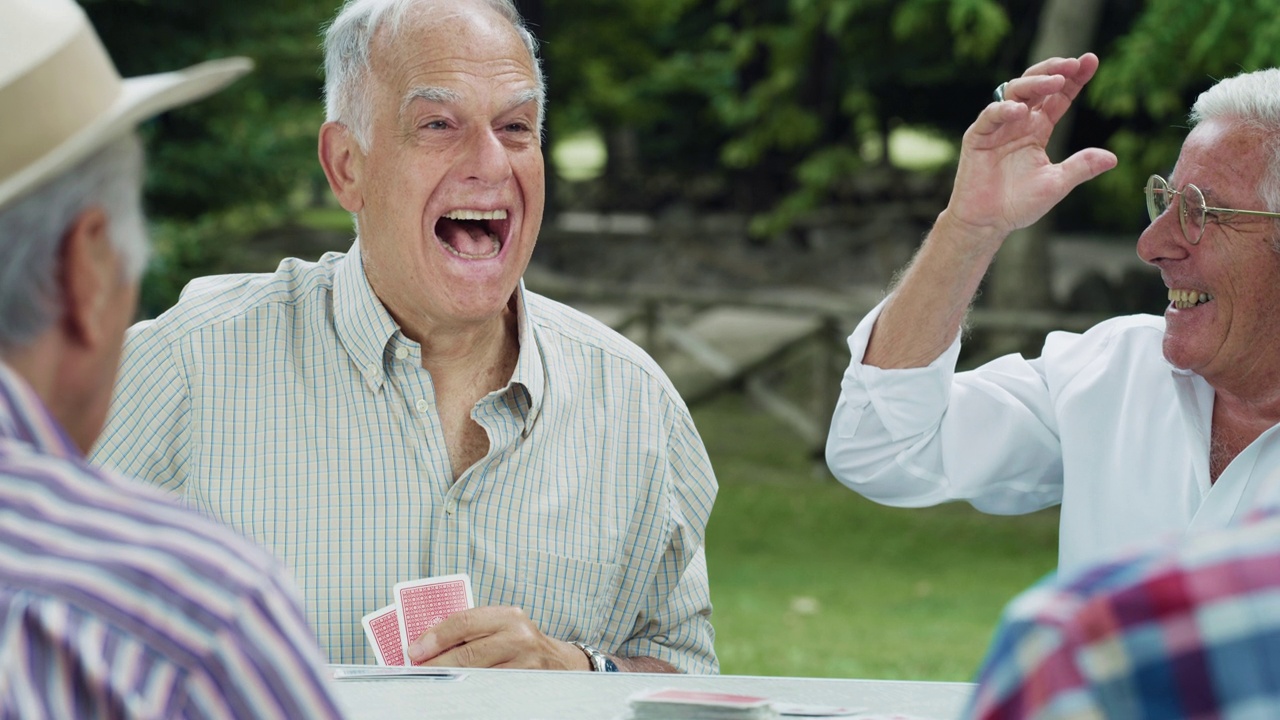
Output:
[{"xmin": 526, "ymin": 271, "xmax": 1114, "ymax": 459}]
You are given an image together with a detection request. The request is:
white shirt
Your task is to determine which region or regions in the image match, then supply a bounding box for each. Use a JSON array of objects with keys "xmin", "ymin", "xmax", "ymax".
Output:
[{"xmin": 826, "ymin": 300, "xmax": 1280, "ymax": 571}]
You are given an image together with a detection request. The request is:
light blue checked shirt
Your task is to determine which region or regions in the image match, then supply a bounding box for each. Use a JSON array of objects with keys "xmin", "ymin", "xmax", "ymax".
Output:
[{"xmin": 91, "ymin": 243, "xmax": 719, "ymax": 672}]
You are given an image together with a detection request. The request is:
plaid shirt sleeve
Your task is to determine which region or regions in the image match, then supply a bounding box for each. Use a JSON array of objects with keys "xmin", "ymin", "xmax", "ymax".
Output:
[
  {"xmin": 965, "ymin": 510, "xmax": 1280, "ymax": 720},
  {"xmin": 963, "ymin": 575, "xmax": 1105, "ymax": 720}
]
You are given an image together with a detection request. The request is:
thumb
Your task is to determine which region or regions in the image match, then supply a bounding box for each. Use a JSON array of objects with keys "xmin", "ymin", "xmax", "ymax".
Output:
[{"xmin": 1056, "ymin": 147, "xmax": 1118, "ymax": 192}]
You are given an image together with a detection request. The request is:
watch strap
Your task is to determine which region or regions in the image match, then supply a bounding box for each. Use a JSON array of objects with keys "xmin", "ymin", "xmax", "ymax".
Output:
[{"xmin": 570, "ymin": 641, "xmax": 619, "ymax": 672}]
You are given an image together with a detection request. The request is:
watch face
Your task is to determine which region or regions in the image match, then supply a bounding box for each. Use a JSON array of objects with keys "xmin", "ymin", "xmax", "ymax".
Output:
[{"xmin": 602, "ymin": 656, "xmax": 619, "ymax": 672}]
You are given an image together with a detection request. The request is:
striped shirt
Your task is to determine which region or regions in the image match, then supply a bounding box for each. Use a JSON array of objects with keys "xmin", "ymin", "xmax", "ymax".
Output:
[
  {"xmin": 965, "ymin": 506, "xmax": 1280, "ymax": 719},
  {"xmin": 91, "ymin": 244, "xmax": 719, "ymax": 671},
  {"xmin": 0, "ymin": 362, "xmax": 342, "ymax": 719}
]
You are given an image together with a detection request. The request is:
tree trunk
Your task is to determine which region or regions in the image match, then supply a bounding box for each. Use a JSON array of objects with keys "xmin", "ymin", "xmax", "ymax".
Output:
[
  {"xmin": 988, "ymin": 0, "xmax": 1106, "ymax": 342},
  {"xmin": 515, "ymin": 0, "xmax": 555, "ymax": 220}
]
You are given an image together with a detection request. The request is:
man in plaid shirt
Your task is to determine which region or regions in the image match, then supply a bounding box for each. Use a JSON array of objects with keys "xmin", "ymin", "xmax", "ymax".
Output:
[{"xmin": 966, "ymin": 506, "xmax": 1280, "ymax": 718}]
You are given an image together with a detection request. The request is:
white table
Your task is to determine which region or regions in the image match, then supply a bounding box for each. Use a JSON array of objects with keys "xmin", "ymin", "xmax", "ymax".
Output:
[{"xmin": 330, "ymin": 666, "xmax": 974, "ymax": 719}]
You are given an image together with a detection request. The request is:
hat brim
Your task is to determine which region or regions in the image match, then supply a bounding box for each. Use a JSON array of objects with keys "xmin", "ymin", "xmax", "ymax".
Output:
[{"xmin": 0, "ymin": 56, "xmax": 253, "ymax": 211}]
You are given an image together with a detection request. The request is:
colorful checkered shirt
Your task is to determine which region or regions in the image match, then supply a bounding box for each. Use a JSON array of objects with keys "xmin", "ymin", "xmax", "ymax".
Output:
[
  {"xmin": 965, "ymin": 507, "xmax": 1280, "ymax": 719},
  {"xmin": 91, "ymin": 243, "xmax": 719, "ymax": 671},
  {"xmin": 0, "ymin": 362, "xmax": 341, "ymax": 719}
]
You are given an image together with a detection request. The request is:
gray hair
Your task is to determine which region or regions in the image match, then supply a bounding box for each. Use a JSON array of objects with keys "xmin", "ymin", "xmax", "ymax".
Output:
[
  {"xmin": 0, "ymin": 133, "xmax": 149, "ymax": 353},
  {"xmin": 1190, "ymin": 68, "xmax": 1280, "ymax": 217},
  {"xmin": 322, "ymin": 0, "xmax": 545, "ymax": 151}
]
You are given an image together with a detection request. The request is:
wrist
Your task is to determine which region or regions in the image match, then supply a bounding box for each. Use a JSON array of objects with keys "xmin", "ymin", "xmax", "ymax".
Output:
[
  {"xmin": 570, "ymin": 641, "xmax": 619, "ymax": 672},
  {"xmin": 931, "ymin": 209, "xmax": 1007, "ymax": 263}
]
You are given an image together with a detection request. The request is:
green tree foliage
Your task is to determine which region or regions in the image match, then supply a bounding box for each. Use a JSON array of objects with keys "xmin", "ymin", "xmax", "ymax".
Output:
[
  {"xmin": 1088, "ymin": 0, "xmax": 1280, "ymax": 228},
  {"xmin": 543, "ymin": 0, "xmax": 1041, "ymax": 235},
  {"xmin": 78, "ymin": 0, "xmax": 335, "ymax": 315}
]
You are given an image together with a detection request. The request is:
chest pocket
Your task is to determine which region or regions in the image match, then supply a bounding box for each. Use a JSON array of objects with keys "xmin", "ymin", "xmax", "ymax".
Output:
[{"xmin": 519, "ymin": 548, "xmax": 621, "ymax": 644}]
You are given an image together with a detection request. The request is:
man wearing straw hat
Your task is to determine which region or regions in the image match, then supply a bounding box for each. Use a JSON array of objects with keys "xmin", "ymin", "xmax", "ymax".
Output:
[{"xmin": 0, "ymin": 0, "xmax": 343, "ymax": 716}]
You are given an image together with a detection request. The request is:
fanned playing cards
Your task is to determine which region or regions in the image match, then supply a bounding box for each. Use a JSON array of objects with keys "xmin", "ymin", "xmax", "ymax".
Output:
[{"xmin": 360, "ymin": 573, "xmax": 474, "ymax": 665}]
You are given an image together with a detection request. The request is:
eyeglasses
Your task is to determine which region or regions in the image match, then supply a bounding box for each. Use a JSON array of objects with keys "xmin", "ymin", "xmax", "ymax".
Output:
[{"xmin": 1145, "ymin": 174, "xmax": 1280, "ymax": 245}]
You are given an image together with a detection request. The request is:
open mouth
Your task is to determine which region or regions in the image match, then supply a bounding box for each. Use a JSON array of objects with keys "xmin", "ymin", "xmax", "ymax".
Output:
[
  {"xmin": 435, "ymin": 209, "xmax": 509, "ymax": 260},
  {"xmin": 1169, "ymin": 288, "xmax": 1213, "ymax": 310}
]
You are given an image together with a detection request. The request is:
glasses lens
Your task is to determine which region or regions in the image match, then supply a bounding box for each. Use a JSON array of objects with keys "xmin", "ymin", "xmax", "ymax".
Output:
[
  {"xmin": 1146, "ymin": 175, "xmax": 1171, "ymax": 222},
  {"xmin": 1184, "ymin": 183, "xmax": 1206, "ymax": 242}
]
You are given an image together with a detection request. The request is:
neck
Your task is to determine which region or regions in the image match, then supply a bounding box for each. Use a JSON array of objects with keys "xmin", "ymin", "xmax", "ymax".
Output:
[
  {"xmin": 2, "ymin": 333, "xmax": 96, "ymax": 454},
  {"xmin": 417, "ymin": 308, "xmax": 518, "ymax": 380}
]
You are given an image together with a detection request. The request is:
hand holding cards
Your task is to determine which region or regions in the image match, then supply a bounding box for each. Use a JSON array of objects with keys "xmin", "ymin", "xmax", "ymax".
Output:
[{"xmin": 360, "ymin": 573, "xmax": 475, "ymax": 666}]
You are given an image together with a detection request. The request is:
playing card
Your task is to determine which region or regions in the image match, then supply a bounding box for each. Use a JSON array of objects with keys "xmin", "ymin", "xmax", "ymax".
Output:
[
  {"xmin": 631, "ymin": 689, "xmax": 773, "ymax": 709},
  {"xmin": 628, "ymin": 687, "xmax": 782, "ymax": 720},
  {"xmin": 360, "ymin": 603, "xmax": 407, "ymax": 666},
  {"xmin": 393, "ymin": 573, "xmax": 475, "ymax": 650}
]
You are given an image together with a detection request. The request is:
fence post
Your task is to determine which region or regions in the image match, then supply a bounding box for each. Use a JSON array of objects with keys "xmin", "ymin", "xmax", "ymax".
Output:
[{"xmin": 643, "ymin": 299, "xmax": 662, "ymax": 365}]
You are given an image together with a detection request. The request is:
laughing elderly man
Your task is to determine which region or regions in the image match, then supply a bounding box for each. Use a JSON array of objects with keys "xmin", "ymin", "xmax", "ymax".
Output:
[
  {"xmin": 92, "ymin": 0, "xmax": 718, "ymax": 674},
  {"xmin": 826, "ymin": 55, "xmax": 1280, "ymax": 572}
]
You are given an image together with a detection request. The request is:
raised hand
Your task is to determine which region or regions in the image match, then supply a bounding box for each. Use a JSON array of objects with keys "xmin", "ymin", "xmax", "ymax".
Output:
[{"xmin": 946, "ymin": 53, "xmax": 1117, "ymax": 246}]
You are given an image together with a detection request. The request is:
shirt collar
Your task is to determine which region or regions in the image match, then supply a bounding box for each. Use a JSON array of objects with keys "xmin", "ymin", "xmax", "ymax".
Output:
[
  {"xmin": 0, "ymin": 361, "xmax": 80, "ymax": 461},
  {"xmin": 509, "ymin": 281, "xmax": 546, "ymax": 437},
  {"xmin": 332, "ymin": 242, "xmax": 546, "ymax": 434},
  {"xmin": 333, "ymin": 240, "xmax": 400, "ymax": 392}
]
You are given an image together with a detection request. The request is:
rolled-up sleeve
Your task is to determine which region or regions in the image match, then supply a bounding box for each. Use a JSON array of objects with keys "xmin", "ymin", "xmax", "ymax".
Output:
[{"xmin": 825, "ymin": 299, "xmax": 1064, "ymax": 515}]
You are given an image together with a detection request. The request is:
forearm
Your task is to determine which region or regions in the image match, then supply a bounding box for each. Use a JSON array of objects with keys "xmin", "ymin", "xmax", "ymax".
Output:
[
  {"xmin": 613, "ymin": 655, "xmax": 679, "ymax": 673},
  {"xmin": 863, "ymin": 210, "xmax": 1004, "ymax": 369}
]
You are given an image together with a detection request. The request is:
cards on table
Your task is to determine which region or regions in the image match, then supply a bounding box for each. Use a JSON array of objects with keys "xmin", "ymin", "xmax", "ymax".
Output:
[
  {"xmin": 627, "ymin": 688, "xmax": 779, "ymax": 720},
  {"xmin": 627, "ymin": 689, "xmax": 866, "ymax": 720},
  {"xmin": 360, "ymin": 573, "xmax": 475, "ymax": 666}
]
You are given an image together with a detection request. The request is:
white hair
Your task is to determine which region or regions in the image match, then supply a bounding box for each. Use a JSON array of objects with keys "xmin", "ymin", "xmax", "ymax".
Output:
[
  {"xmin": 0, "ymin": 134, "xmax": 148, "ymax": 353},
  {"xmin": 322, "ymin": 0, "xmax": 545, "ymax": 151},
  {"xmin": 1190, "ymin": 68, "xmax": 1280, "ymax": 215}
]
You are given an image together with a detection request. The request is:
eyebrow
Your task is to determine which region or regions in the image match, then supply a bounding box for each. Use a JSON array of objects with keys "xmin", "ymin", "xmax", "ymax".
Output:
[
  {"xmin": 399, "ymin": 85, "xmax": 543, "ymax": 118},
  {"xmin": 400, "ymin": 86, "xmax": 463, "ymax": 117}
]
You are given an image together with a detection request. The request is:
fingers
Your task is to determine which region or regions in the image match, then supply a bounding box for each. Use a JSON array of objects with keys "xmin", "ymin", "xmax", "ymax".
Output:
[
  {"xmin": 967, "ymin": 101, "xmax": 1029, "ymax": 145},
  {"xmin": 407, "ymin": 607, "xmax": 501, "ymax": 663},
  {"xmin": 406, "ymin": 605, "xmax": 575, "ymax": 670},
  {"xmin": 1003, "ymin": 53, "xmax": 1099, "ymax": 125},
  {"xmin": 995, "ymin": 73, "xmax": 1066, "ymax": 108},
  {"xmin": 418, "ymin": 632, "xmax": 513, "ymax": 669},
  {"xmin": 1056, "ymin": 147, "xmax": 1118, "ymax": 191}
]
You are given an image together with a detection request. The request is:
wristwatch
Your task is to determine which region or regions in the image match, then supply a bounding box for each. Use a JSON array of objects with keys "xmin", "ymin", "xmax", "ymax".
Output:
[{"xmin": 570, "ymin": 641, "xmax": 619, "ymax": 672}]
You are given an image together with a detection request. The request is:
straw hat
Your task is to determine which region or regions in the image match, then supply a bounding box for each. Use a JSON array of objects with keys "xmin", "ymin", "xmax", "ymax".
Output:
[{"xmin": 0, "ymin": 0, "xmax": 253, "ymax": 211}]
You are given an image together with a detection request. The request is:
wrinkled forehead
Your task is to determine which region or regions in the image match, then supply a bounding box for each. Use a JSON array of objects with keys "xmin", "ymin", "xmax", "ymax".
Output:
[{"xmin": 1171, "ymin": 119, "xmax": 1269, "ymax": 193}]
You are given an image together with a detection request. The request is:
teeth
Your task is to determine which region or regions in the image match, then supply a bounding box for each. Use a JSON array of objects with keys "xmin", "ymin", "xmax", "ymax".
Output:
[
  {"xmin": 1168, "ymin": 289, "xmax": 1214, "ymax": 309},
  {"xmin": 444, "ymin": 209, "xmax": 507, "ymax": 221}
]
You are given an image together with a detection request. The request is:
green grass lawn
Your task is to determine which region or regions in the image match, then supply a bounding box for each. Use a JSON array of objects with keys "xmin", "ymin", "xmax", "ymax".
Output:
[{"xmin": 693, "ymin": 393, "xmax": 1059, "ymax": 681}]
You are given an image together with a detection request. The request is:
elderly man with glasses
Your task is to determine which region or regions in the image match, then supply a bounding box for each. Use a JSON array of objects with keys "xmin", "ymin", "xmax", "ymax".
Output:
[{"xmin": 825, "ymin": 55, "xmax": 1280, "ymax": 572}]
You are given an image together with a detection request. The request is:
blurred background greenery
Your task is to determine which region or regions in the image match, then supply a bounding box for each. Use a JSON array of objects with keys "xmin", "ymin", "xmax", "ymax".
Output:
[
  {"xmin": 81, "ymin": 0, "xmax": 1280, "ymax": 316},
  {"xmin": 78, "ymin": 0, "xmax": 1280, "ymax": 679}
]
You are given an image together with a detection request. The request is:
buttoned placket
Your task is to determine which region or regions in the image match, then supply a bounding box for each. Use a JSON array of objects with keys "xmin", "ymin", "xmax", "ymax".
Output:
[{"xmin": 386, "ymin": 340, "xmax": 525, "ymax": 584}]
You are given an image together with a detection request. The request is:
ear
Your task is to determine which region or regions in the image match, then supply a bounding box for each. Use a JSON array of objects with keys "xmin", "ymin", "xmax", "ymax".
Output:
[
  {"xmin": 58, "ymin": 206, "xmax": 115, "ymax": 350},
  {"xmin": 319, "ymin": 121, "xmax": 366, "ymax": 213}
]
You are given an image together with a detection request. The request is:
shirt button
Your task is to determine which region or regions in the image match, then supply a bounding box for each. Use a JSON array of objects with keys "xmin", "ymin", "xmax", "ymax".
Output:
[
  {"xmin": 415, "ymin": 399, "xmax": 429, "ymax": 413},
  {"xmin": 395, "ymin": 347, "xmax": 409, "ymax": 360},
  {"xmin": 445, "ymin": 499, "xmax": 458, "ymax": 515}
]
